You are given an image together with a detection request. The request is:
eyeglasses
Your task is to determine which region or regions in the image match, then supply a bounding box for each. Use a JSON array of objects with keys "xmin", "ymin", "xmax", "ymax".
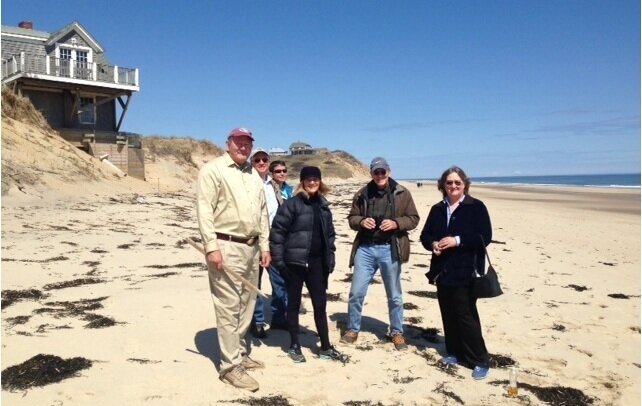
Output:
[
  {"xmin": 253, "ymin": 157, "xmax": 269, "ymax": 163},
  {"xmin": 304, "ymin": 177, "xmax": 320, "ymax": 183},
  {"xmin": 272, "ymin": 169, "xmax": 287, "ymax": 174},
  {"xmin": 446, "ymin": 180, "xmax": 463, "ymax": 186},
  {"xmin": 372, "ymin": 169, "xmax": 387, "ymax": 176}
]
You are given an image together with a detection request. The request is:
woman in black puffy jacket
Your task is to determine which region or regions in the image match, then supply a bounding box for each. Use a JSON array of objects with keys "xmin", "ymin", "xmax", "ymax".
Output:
[{"xmin": 269, "ymin": 166, "xmax": 347, "ymax": 363}]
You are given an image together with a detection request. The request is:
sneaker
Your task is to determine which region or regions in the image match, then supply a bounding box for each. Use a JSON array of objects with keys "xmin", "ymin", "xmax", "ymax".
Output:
[
  {"xmin": 220, "ymin": 365, "xmax": 259, "ymax": 392},
  {"xmin": 287, "ymin": 345, "xmax": 306, "ymax": 363},
  {"xmin": 340, "ymin": 330, "xmax": 358, "ymax": 344},
  {"xmin": 390, "ymin": 333, "xmax": 408, "ymax": 350},
  {"xmin": 472, "ymin": 366, "xmax": 490, "ymax": 380},
  {"xmin": 439, "ymin": 355, "xmax": 458, "ymax": 365},
  {"xmin": 251, "ymin": 324, "xmax": 267, "ymax": 339},
  {"xmin": 319, "ymin": 346, "xmax": 350, "ymax": 363},
  {"xmin": 269, "ymin": 320, "xmax": 288, "ymax": 331},
  {"xmin": 241, "ymin": 355, "xmax": 265, "ymax": 370}
]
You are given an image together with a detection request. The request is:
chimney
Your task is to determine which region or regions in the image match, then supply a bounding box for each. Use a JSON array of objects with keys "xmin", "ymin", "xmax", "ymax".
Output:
[{"xmin": 18, "ymin": 21, "xmax": 33, "ymax": 30}]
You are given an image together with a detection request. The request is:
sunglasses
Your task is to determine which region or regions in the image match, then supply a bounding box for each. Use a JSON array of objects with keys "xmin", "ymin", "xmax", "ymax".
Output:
[
  {"xmin": 446, "ymin": 180, "xmax": 463, "ymax": 186},
  {"xmin": 272, "ymin": 169, "xmax": 287, "ymax": 174},
  {"xmin": 253, "ymin": 157, "xmax": 269, "ymax": 163},
  {"xmin": 372, "ymin": 169, "xmax": 387, "ymax": 176}
]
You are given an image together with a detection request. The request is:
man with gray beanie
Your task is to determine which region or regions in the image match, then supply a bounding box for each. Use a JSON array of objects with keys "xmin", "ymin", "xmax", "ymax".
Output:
[{"xmin": 341, "ymin": 157, "xmax": 419, "ymax": 350}]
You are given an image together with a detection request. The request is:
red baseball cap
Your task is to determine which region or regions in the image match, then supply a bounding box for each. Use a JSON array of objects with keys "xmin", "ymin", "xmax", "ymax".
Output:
[{"xmin": 228, "ymin": 127, "xmax": 254, "ymax": 141}]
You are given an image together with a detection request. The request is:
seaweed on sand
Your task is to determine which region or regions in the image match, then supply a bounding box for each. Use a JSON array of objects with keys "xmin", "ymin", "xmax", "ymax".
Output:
[
  {"xmin": 221, "ymin": 395, "xmax": 293, "ymax": 406},
  {"xmin": 1, "ymin": 354, "xmax": 92, "ymax": 391},
  {"xmin": 1, "ymin": 289, "xmax": 47, "ymax": 308}
]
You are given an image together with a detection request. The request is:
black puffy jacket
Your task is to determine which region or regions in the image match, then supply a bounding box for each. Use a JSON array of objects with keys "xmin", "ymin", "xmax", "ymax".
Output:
[{"xmin": 269, "ymin": 193, "xmax": 336, "ymax": 273}]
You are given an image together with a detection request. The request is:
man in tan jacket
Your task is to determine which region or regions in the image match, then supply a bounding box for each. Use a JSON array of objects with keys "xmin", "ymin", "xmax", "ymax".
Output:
[{"xmin": 196, "ymin": 127, "xmax": 271, "ymax": 392}]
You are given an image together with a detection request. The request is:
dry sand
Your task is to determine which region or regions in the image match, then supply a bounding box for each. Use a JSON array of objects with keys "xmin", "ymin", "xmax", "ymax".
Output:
[{"xmin": 1, "ymin": 180, "xmax": 640, "ymax": 405}]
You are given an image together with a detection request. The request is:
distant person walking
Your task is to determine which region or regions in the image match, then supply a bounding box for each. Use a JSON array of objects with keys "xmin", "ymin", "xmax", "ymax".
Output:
[
  {"xmin": 270, "ymin": 166, "xmax": 347, "ymax": 363},
  {"xmin": 341, "ymin": 157, "xmax": 420, "ymax": 350},
  {"xmin": 249, "ymin": 150, "xmax": 291, "ymax": 338},
  {"xmin": 196, "ymin": 127, "xmax": 271, "ymax": 392},
  {"xmin": 419, "ymin": 166, "xmax": 492, "ymax": 380}
]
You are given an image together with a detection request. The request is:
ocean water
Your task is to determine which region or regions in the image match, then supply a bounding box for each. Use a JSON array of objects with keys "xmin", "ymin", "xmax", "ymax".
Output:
[{"xmin": 410, "ymin": 173, "xmax": 641, "ymax": 188}]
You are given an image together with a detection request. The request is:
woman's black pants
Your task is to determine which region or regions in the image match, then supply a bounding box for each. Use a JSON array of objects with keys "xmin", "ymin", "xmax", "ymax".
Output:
[
  {"xmin": 282, "ymin": 256, "xmax": 330, "ymax": 350},
  {"xmin": 437, "ymin": 285, "xmax": 489, "ymax": 368}
]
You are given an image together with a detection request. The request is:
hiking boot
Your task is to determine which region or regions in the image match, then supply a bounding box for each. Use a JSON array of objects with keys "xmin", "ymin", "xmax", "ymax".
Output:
[
  {"xmin": 251, "ymin": 324, "xmax": 267, "ymax": 339},
  {"xmin": 241, "ymin": 355, "xmax": 265, "ymax": 370},
  {"xmin": 319, "ymin": 345, "xmax": 350, "ymax": 363},
  {"xmin": 287, "ymin": 344, "xmax": 306, "ymax": 363},
  {"xmin": 340, "ymin": 330, "xmax": 358, "ymax": 344},
  {"xmin": 220, "ymin": 365, "xmax": 259, "ymax": 392},
  {"xmin": 390, "ymin": 332, "xmax": 408, "ymax": 350}
]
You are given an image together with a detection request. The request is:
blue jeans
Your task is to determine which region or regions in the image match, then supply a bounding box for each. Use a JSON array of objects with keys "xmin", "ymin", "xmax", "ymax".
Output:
[
  {"xmin": 347, "ymin": 243, "xmax": 403, "ymax": 334},
  {"xmin": 253, "ymin": 265, "xmax": 288, "ymax": 325}
]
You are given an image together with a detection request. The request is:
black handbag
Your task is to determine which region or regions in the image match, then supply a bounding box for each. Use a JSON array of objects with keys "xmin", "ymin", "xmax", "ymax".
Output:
[{"xmin": 471, "ymin": 237, "xmax": 503, "ymax": 299}]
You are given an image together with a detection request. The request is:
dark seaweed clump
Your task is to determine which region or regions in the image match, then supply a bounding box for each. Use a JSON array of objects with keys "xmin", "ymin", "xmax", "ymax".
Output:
[
  {"xmin": 1, "ymin": 289, "xmax": 46, "ymax": 308},
  {"xmin": 608, "ymin": 293, "xmax": 631, "ymax": 299},
  {"xmin": 43, "ymin": 278, "xmax": 104, "ymax": 291},
  {"xmin": 1, "ymin": 354, "xmax": 92, "ymax": 391},
  {"xmin": 407, "ymin": 290, "xmax": 438, "ymax": 299},
  {"xmin": 343, "ymin": 402, "xmax": 385, "ymax": 406},
  {"xmin": 221, "ymin": 395, "xmax": 292, "ymax": 406},
  {"xmin": 488, "ymin": 353, "xmax": 517, "ymax": 368},
  {"xmin": 490, "ymin": 380, "xmax": 594, "ymax": 405},
  {"xmin": 565, "ymin": 284, "xmax": 588, "ymax": 292},
  {"xmin": 433, "ymin": 382, "xmax": 464, "ymax": 404}
]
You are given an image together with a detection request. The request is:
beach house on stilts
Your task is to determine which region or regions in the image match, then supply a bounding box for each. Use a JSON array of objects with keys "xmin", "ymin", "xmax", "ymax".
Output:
[{"xmin": 1, "ymin": 20, "xmax": 145, "ymax": 179}]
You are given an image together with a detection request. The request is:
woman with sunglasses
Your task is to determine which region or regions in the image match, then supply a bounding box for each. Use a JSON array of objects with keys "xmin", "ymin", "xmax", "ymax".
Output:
[
  {"xmin": 419, "ymin": 166, "xmax": 492, "ymax": 380},
  {"xmin": 269, "ymin": 166, "xmax": 347, "ymax": 363}
]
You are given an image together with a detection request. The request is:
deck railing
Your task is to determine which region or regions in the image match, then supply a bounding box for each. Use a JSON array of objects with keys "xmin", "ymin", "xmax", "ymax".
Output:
[{"xmin": 1, "ymin": 52, "xmax": 139, "ymax": 87}]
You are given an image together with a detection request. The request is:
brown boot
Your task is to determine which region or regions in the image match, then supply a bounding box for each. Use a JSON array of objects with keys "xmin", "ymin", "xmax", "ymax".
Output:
[
  {"xmin": 340, "ymin": 330, "xmax": 358, "ymax": 344},
  {"xmin": 391, "ymin": 332, "xmax": 408, "ymax": 350},
  {"xmin": 220, "ymin": 365, "xmax": 259, "ymax": 392}
]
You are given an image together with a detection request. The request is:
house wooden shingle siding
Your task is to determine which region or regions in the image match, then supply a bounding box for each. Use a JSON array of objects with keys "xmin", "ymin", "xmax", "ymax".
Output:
[
  {"xmin": 289, "ymin": 141, "xmax": 313, "ymax": 155},
  {"xmin": 1, "ymin": 21, "xmax": 145, "ymax": 180}
]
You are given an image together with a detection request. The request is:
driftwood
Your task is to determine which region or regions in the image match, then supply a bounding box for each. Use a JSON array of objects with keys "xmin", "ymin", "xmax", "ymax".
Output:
[{"xmin": 186, "ymin": 238, "xmax": 267, "ymax": 299}]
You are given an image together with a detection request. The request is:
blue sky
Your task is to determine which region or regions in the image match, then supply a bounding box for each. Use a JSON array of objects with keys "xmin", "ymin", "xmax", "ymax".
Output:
[{"xmin": 3, "ymin": 1, "xmax": 640, "ymax": 178}]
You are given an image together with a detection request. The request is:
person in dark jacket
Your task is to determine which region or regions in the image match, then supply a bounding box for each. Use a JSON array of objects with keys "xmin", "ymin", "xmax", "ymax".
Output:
[
  {"xmin": 419, "ymin": 166, "xmax": 492, "ymax": 380},
  {"xmin": 341, "ymin": 157, "xmax": 420, "ymax": 350},
  {"xmin": 269, "ymin": 166, "xmax": 347, "ymax": 363}
]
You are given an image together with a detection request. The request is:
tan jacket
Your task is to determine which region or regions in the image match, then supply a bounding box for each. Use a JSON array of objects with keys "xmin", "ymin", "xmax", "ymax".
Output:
[{"xmin": 196, "ymin": 153, "xmax": 270, "ymax": 253}]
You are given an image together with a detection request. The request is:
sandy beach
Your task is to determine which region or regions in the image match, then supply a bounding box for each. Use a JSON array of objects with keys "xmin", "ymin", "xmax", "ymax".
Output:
[{"xmin": 1, "ymin": 181, "xmax": 640, "ymax": 405}]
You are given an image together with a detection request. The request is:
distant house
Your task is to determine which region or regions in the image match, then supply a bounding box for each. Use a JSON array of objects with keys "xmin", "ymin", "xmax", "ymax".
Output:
[
  {"xmin": 269, "ymin": 147, "xmax": 288, "ymax": 156},
  {"xmin": 289, "ymin": 141, "xmax": 313, "ymax": 155},
  {"xmin": 1, "ymin": 21, "xmax": 144, "ymax": 179}
]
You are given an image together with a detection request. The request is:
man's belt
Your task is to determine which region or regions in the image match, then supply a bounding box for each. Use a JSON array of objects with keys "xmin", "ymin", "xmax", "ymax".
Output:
[{"xmin": 216, "ymin": 232, "xmax": 257, "ymax": 246}]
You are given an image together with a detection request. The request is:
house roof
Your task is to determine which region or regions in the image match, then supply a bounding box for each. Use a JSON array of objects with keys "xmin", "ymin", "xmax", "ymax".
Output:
[
  {"xmin": 46, "ymin": 21, "xmax": 104, "ymax": 53},
  {"xmin": 1, "ymin": 25, "xmax": 50, "ymax": 40},
  {"xmin": 290, "ymin": 142, "xmax": 311, "ymax": 148},
  {"xmin": 2, "ymin": 21, "xmax": 104, "ymax": 54}
]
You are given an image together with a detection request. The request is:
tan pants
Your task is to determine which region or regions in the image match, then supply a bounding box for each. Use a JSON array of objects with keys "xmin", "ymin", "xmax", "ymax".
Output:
[{"xmin": 208, "ymin": 240, "xmax": 259, "ymax": 374}]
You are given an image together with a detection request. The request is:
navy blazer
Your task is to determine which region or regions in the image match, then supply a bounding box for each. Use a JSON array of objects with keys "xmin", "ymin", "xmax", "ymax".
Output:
[{"xmin": 419, "ymin": 195, "xmax": 492, "ymax": 287}]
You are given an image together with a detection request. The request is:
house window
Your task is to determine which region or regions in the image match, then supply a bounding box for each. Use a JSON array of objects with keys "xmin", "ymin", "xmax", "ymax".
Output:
[
  {"xmin": 79, "ymin": 97, "xmax": 95, "ymax": 124},
  {"xmin": 59, "ymin": 48, "xmax": 72, "ymax": 76},
  {"xmin": 60, "ymin": 48, "xmax": 72, "ymax": 60},
  {"xmin": 76, "ymin": 50, "xmax": 90, "ymax": 79}
]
